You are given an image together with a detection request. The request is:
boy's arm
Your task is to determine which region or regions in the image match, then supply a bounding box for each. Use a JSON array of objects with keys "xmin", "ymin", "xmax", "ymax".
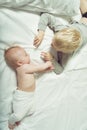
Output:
[
  {"xmin": 52, "ymin": 58, "xmax": 64, "ymax": 74},
  {"xmin": 38, "ymin": 13, "xmax": 56, "ymax": 31},
  {"xmin": 38, "ymin": 13, "xmax": 50, "ymax": 31},
  {"xmin": 34, "ymin": 13, "xmax": 52, "ymax": 47},
  {"xmin": 41, "ymin": 52, "xmax": 63, "ymax": 74},
  {"xmin": 34, "ymin": 30, "xmax": 45, "ymax": 47}
]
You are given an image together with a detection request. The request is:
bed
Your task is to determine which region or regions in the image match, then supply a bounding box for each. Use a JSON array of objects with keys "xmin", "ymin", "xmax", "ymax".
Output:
[{"xmin": 0, "ymin": 0, "xmax": 87, "ymax": 130}]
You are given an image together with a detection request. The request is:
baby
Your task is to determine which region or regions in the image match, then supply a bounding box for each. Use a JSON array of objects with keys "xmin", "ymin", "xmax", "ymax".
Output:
[{"xmin": 4, "ymin": 46, "xmax": 54, "ymax": 130}]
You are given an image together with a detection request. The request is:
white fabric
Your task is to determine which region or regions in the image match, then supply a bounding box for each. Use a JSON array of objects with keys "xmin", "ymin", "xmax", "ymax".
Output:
[
  {"xmin": 8, "ymin": 90, "xmax": 35, "ymax": 125},
  {"xmin": 0, "ymin": 8, "xmax": 87, "ymax": 130},
  {"xmin": 0, "ymin": 0, "xmax": 80, "ymax": 17}
]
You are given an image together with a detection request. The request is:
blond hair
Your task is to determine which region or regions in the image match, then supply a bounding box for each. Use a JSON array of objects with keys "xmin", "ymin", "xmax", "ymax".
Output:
[
  {"xmin": 4, "ymin": 46, "xmax": 22, "ymax": 69},
  {"xmin": 53, "ymin": 27, "xmax": 81, "ymax": 52}
]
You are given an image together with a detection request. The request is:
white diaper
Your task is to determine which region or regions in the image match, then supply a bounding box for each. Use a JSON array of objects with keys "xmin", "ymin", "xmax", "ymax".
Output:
[
  {"xmin": 8, "ymin": 90, "xmax": 35, "ymax": 125},
  {"xmin": 13, "ymin": 90, "xmax": 35, "ymax": 115}
]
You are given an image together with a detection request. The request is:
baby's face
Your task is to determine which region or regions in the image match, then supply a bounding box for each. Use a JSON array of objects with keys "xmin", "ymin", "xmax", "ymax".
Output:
[{"xmin": 17, "ymin": 48, "xmax": 30, "ymax": 65}]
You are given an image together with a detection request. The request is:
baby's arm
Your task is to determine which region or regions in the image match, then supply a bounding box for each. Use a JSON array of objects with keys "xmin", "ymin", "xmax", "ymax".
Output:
[
  {"xmin": 34, "ymin": 13, "xmax": 52, "ymax": 47},
  {"xmin": 34, "ymin": 61, "xmax": 54, "ymax": 72},
  {"xmin": 22, "ymin": 61, "xmax": 54, "ymax": 74}
]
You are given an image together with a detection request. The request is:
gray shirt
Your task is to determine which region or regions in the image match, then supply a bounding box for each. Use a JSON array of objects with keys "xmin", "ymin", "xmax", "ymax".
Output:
[
  {"xmin": 71, "ymin": 22, "xmax": 87, "ymax": 45},
  {"xmin": 38, "ymin": 13, "xmax": 70, "ymax": 32},
  {"xmin": 38, "ymin": 13, "xmax": 87, "ymax": 45},
  {"xmin": 38, "ymin": 13, "xmax": 87, "ymax": 73}
]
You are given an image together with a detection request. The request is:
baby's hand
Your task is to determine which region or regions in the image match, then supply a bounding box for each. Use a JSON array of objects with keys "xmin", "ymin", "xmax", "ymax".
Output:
[
  {"xmin": 33, "ymin": 30, "xmax": 44, "ymax": 47},
  {"xmin": 45, "ymin": 61, "xmax": 54, "ymax": 70},
  {"xmin": 41, "ymin": 52, "xmax": 54, "ymax": 61}
]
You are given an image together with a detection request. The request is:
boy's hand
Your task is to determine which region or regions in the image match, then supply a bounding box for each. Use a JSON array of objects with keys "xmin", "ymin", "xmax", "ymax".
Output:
[
  {"xmin": 41, "ymin": 52, "xmax": 54, "ymax": 61},
  {"xmin": 33, "ymin": 31, "xmax": 44, "ymax": 47}
]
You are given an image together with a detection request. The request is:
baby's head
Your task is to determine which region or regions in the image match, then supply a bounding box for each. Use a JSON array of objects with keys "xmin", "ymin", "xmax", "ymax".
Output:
[
  {"xmin": 5, "ymin": 46, "xmax": 30, "ymax": 69},
  {"xmin": 51, "ymin": 27, "xmax": 82, "ymax": 53}
]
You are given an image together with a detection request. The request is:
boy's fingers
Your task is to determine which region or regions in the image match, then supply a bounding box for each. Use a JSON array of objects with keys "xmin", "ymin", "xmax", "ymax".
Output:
[
  {"xmin": 34, "ymin": 36, "xmax": 38, "ymax": 39},
  {"xmin": 33, "ymin": 40, "xmax": 39, "ymax": 45},
  {"xmin": 34, "ymin": 42, "xmax": 40, "ymax": 47},
  {"xmin": 34, "ymin": 39, "xmax": 39, "ymax": 43}
]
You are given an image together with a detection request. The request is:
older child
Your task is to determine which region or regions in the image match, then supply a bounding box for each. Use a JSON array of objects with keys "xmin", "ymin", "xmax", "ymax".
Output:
[
  {"xmin": 33, "ymin": 13, "xmax": 87, "ymax": 68},
  {"xmin": 5, "ymin": 46, "xmax": 53, "ymax": 130},
  {"xmin": 34, "ymin": 12, "xmax": 81, "ymax": 47}
]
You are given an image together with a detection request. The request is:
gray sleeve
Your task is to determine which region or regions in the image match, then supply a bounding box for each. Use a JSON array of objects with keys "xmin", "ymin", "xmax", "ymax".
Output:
[
  {"xmin": 38, "ymin": 13, "xmax": 56, "ymax": 31},
  {"xmin": 52, "ymin": 59, "xmax": 64, "ymax": 74}
]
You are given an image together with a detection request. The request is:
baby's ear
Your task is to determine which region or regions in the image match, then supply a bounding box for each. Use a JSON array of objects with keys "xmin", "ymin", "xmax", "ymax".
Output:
[{"xmin": 17, "ymin": 61, "xmax": 23, "ymax": 66}]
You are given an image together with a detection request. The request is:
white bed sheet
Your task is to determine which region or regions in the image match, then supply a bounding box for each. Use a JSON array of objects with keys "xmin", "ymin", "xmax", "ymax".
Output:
[
  {"xmin": 0, "ymin": 8, "xmax": 87, "ymax": 130},
  {"xmin": 0, "ymin": 0, "xmax": 80, "ymax": 17}
]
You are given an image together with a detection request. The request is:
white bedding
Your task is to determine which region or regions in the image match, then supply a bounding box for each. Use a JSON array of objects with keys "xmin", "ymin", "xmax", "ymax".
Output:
[
  {"xmin": 0, "ymin": 0, "xmax": 80, "ymax": 17},
  {"xmin": 0, "ymin": 6, "xmax": 87, "ymax": 130}
]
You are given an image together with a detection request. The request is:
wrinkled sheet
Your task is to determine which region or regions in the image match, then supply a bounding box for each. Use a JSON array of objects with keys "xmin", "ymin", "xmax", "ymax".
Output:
[
  {"xmin": 0, "ymin": 8, "xmax": 87, "ymax": 130},
  {"xmin": 0, "ymin": 0, "xmax": 80, "ymax": 17}
]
